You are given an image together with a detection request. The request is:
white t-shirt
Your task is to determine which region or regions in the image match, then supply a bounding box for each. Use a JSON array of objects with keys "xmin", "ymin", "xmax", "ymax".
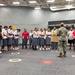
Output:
[
  {"xmin": 2, "ymin": 29, "xmax": 8, "ymax": 39},
  {"xmin": 33, "ymin": 31, "xmax": 39, "ymax": 38},
  {"xmin": 29, "ymin": 32, "xmax": 33, "ymax": 37},
  {"xmin": 46, "ymin": 31, "xmax": 52, "ymax": 38},
  {"xmin": 39, "ymin": 31, "xmax": 45, "ymax": 38},
  {"xmin": 44, "ymin": 31, "xmax": 46, "ymax": 39},
  {"xmin": 67, "ymin": 30, "xmax": 73, "ymax": 40},
  {"xmin": 8, "ymin": 29, "xmax": 14, "ymax": 38},
  {"xmin": 14, "ymin": 30, "xmax": 20, "ymax": 39}
]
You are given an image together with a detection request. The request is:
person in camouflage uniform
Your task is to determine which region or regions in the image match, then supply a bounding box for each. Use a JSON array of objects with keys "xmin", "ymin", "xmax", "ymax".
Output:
[{"xmin": 57, "ymin": 23, "xmax": 67, "ymax": 57}]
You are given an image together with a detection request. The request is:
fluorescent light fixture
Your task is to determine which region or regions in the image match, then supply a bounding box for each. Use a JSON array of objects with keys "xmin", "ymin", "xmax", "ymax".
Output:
[
  {"xmin": 47, "ymin": 0, "xmax": 55, "ymax": 2},
  {"xmin": 50, "ymin": 6, "xmax": 56, "ymax": 9},
  {"xmin": 66, "ymin": 5, "xmax": 73, "ymax": 9},
  {"xmin": 13, "ymin": 2, "xmax": 20, "ymax": 4},
  {"xmin": 35, "ymin": 7, "xmax": 41, "ymax": 9},
  {"xmin": 66, "ymin": 0, "xmax": 74, "ymax": 1},
  {"xmin": 0, "ymin": 4, "xmax": 4, "ymax": 6},
  {"xmin": 50, "ymin": 8, "xmax": 67, "ymax": 11},
  {"xmin": 50, "ymin": 5, "xmax": 75, "ymax": 11},
  {"xmin": 29, "ymin": 1, "xmax": 37, "ymax": 3}
]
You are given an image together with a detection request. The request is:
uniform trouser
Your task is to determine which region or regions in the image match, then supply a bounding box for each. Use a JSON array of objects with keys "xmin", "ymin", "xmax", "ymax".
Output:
[
  {"xmin": 14, "ymin": 39, "xmax": 18, "ymax": 47},
  {"xmin": 58, "ymin": 40, "xmax": 67, "ymax": 54},
  {"xmin": 22, "ymin": 39, "xmax": 28, "ymax": 48},
  {"xmin": 51, "ymin": 42, "xmax": 58, "ymax": 49}
]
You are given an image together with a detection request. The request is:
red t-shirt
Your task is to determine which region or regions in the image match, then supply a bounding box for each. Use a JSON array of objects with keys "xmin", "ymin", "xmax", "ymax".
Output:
[
  {"xmin": 22, "ymin": 31, "xmax": 29, "ymax": 39},
  {"xmin": 72, "ymin": 30, "xmax": 75, "ymax": 36}
]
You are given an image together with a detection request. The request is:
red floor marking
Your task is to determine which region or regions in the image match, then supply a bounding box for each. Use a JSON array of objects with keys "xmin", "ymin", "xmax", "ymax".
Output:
[
  {"xmin": 26, "ymin": 52, "xmax": 34, "ymax": 56},
  {"xmin": 41, "ymin": 60, "xmax": 54, "ymax": 64}
]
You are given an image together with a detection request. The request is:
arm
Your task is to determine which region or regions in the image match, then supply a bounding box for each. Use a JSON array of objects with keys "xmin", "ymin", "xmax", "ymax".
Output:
[
  {"xmin": 8, "ymin": 30, "xmax": 14, "ymax": 35},
  {"xmin": 22, "ymin": 32, "xmax": 24, "ymax": 38},
  {"xmin": 57, "ymin": 29, "xmax": 61, "ymax": 36},
  {"xmin": 46, "ymin": 34, "xmax": 51, "ymax": 36}
]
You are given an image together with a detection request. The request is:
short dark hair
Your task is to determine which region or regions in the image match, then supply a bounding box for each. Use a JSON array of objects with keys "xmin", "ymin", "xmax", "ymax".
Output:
[
  {"xmin": 9, "ymin": 26, "xmax": 12, "ymax": 28},
  {"xmin": 17, "ymin": 29, "xmax": 21, "ymax": 31},
  {"xmin": 0, "ymin": 25, "xmax": 2, "ymax": 28},
  {"xmin": 60, "ymin": 23, "xmax": 64, "ymax": 27},
  {"xmin": 4, "ymin": 26, "xmax": 8, "ymax": 28}
]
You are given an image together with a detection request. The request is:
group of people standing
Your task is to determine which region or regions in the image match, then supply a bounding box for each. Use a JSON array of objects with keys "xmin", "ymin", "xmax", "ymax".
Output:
[
  {"xmin": 22, "ymin": 27, "xmax": 58, "ymax": 51},
  {"xmin": 0, "ymin": 25, "xmax": 21, "ymax": 54},
  {"xmin": 22, "ymin": 23, "xmax": 75, "ymax": 58},
  {"xmin": 1, "ymin": 23, "xmax": 75, "ymax": 58}
]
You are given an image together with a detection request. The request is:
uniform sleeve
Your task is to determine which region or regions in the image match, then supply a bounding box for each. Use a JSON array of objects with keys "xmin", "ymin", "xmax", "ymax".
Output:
[
  {"xmin": 8, "ymin": 29, "xmax": 10, "ymax": 34},
  {"xmin": 65, "ymin": 29, "xmax": 68, "ymax": 36},
  {"xmin": 57, "ymin": 29, "xmax": 61, "ymax": 36}
]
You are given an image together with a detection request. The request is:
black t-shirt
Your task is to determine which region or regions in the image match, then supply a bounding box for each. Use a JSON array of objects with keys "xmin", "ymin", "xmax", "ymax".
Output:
[{"xmin": 0, "ymin": 29, "xmax": 2, "ymax": 39}]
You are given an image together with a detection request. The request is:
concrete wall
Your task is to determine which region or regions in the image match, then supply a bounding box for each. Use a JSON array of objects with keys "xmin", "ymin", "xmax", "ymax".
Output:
[{"xmin": 0, "ymin": 6, "xmax": 75, "ymax": 31}]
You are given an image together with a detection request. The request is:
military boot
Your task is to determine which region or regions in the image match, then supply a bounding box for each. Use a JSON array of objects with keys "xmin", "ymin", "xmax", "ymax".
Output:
[
  {"xmin": 63, "ymin": 52, "xmax": 66, "ymax": 57},
  {"xmin": 57, "ymin": 53, "xmax": 63, "ymax": 58}
]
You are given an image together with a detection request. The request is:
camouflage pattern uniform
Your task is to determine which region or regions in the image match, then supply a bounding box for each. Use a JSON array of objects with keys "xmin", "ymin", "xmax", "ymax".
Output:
[{"xmin": 57, "ymin": 26, "xmax": 67, "ymax": 57}]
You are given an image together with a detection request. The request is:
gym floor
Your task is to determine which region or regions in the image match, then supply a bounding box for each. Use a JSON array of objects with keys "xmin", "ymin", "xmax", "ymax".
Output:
[{"xmin": 0, "ymin": 48, "xmax": 75, "ymax": 75}]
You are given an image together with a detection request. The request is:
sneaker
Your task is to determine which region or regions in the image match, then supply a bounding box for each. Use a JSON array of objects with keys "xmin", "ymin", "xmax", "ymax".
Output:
[
  {"xmin": 39, "ymin": 48, "xmax": 42, "ymax": 50},
  {"xmin": 46, "ymin": 48, "xmax": 48, "ymax": 50},
  {"xmin": 42, "ymin": 48, "xmax": 44, "ymax": 50},
  {"xmin": 17, "ymin": 47, "xmax": 19, "ymax": 50},
  {"xmin": 15, "ymin": 48, "xmax": 18, "ymax": 50},
  {"xmin": 48, "ymin": 48, "xmax": 50, "ymax": 50},
  {"xmin": 37, "ymin": 46, "xmax": 39, "ymax": 50},
  {"xmin": 13, "ymin": 48, "xmax": 15, "ymax": 50},
  {"xmin": 0, "ymin": 51, "xmax": 2, "ymax": 54}
]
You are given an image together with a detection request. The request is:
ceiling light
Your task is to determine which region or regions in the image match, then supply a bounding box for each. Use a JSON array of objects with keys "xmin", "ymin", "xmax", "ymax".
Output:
[
  {"xmin": 35, "ymin": 7, "xmax": 41, "ymax": 10},
  {"xmin": 0, "ymin": 4, "xmax": 4, "ymax": 6},
  {"xmin": 66, "ymin": 0, "xmax": 74, "ymax": 1},
  {"xmin": 29, "ymin": 1, "xmax": 37, "ymax": 3},
  {"xmin": 66, "ymin": 5, "xmax": 73, "ymax": 9},
  {"xmin": 47, "ymin": 0, "xmax": 55, "ymax": 2},
  {"xmin": 50, "ymin": 6, "xmax": 56, "ymax": 9},
  {"xmin": 50, "ymin": 8, "xmax": 67, "ymax": 11},
  {"xmin": 50, "ymin": 5, "xmax": 75, "ymax": 11},
  {"xmin": 13, "ymin": 2, "xmax": 20, "ymax": 4}
]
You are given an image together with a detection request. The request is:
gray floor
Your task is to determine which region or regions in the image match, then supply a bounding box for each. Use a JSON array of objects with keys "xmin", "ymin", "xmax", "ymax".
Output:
[{"xmin": 0, "ymin": 48, "xmax": 75, "ymax": 75}]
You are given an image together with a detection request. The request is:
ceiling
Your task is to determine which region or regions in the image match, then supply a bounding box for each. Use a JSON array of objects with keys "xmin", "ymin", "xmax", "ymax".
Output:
[{"xmin": 0, "ymin": 0, "xmax": 75, "ymax": 11}]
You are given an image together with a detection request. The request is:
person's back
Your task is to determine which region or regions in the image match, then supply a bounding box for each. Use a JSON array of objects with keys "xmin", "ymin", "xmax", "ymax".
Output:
[
  {"xmin": 58, "ymin": 27, "xmax": 67, "ymax": 42},
  {"xmin": 57, "ymin": 23, "xmax": 67, "ymax": 58}
]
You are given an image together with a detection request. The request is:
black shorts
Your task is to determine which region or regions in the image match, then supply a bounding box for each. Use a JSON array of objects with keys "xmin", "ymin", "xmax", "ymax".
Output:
[
  {"xmin": 73, "ymin": 39, "xmax": 75, "ymax": 44},
  {"xmin": 68, "ymin": 40, "xmax": 74, "ymax": 44}
]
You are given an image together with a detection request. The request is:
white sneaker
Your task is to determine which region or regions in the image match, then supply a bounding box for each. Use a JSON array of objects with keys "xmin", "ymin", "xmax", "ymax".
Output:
[
  {"xmin": 13, "ymin": 48, "xmax": 15, "ymax": 50},
  {"xmin": 46, "ymin": 48, "xmax": 48, "ymax": 50},
  {"xmin": 37, "ymin": 46, "xmax": 39, "ymax": 49},
  {"xmin": 39, "ymin": 48, "xmax": 42, "ymax": 50},
  {"xmin": 17, "ymin": 47, "xmax": 19, "ymax": 50},
  {"xmin": 42, "ymin": 48, "xmax": 44, "ymax": 50},
  {"xmin": 48, "ymin": 48, "xmax": 50, "ymax": 50},
  {"xmin": 0, "ymin": 51, "xmax": 2, "ymax": 54},
  {"xmin": 15, "ymin": 48, "xmax": 18, "ymax": 50}
]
